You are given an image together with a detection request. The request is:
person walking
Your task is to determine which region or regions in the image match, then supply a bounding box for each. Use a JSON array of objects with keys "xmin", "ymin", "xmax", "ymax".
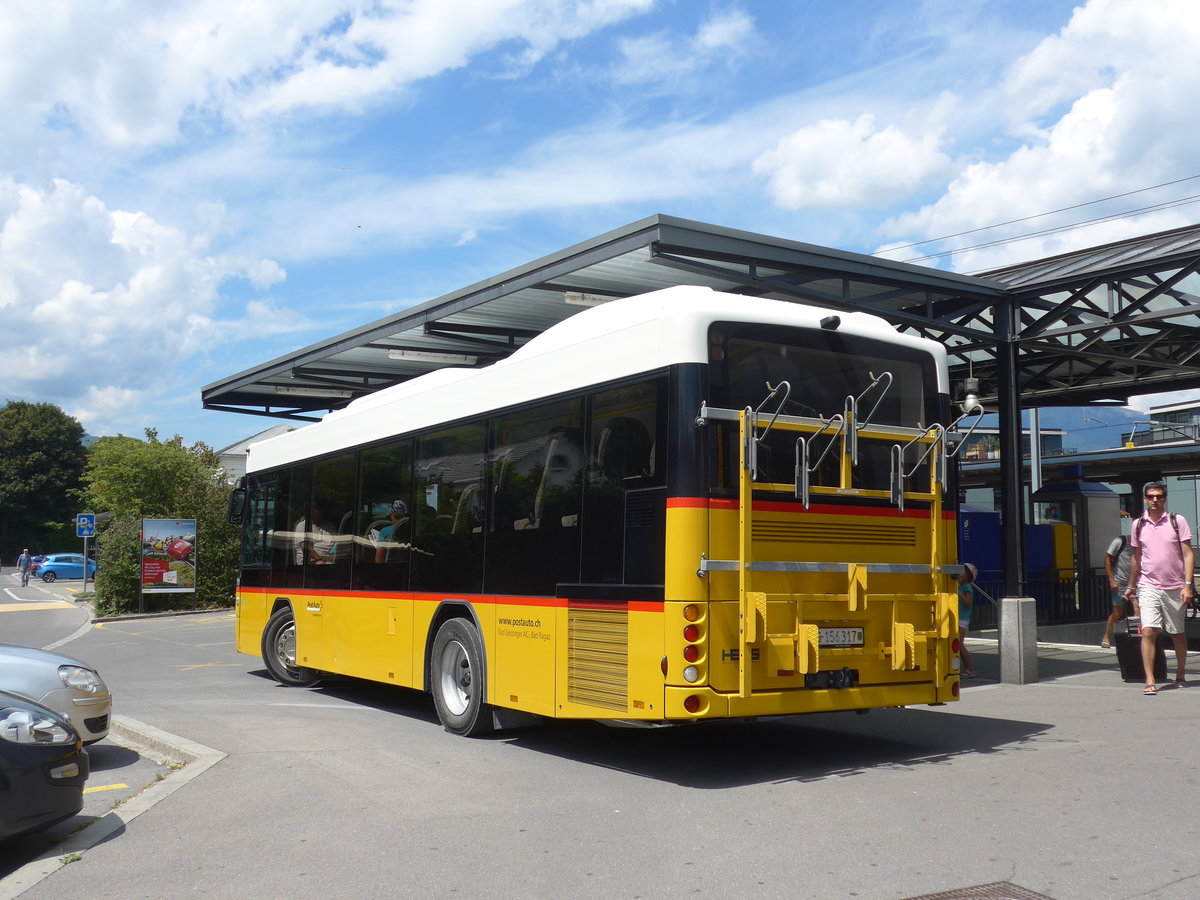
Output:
[
  {"xmin": 1124, "ymin": 482, "xmax": 1194, "ymax": 694},
  {"xmin": 16, "ymin": 548, "xmax": 32, "ymax": 586},
  {"xmin": 1101, "ymin": 533, "xmax": 1137, "ymax": 648}
]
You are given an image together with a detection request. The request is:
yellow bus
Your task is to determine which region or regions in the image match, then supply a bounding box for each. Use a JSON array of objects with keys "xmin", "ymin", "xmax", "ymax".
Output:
[{"xmin": 229, "ymin": 285, "xmax": 967, "ymax": 735}]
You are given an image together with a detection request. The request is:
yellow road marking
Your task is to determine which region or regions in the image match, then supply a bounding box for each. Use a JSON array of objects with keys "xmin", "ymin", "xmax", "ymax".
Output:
[
  {"xmin": 84, "ymin": 783, "xmax": 129, "ymax": 794},
  {"xmin": 0, "ymin": 601, "xmax": 74, "ymax": 612},
  {"xmin": 173, "ymin": 663, "xmax": 243, "ymax": 671}
]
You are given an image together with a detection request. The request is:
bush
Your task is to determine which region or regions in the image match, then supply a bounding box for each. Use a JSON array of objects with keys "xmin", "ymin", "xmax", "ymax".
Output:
[{"xmin": 85, "ymin": 433, "xmax": 239, "ymax": 616}]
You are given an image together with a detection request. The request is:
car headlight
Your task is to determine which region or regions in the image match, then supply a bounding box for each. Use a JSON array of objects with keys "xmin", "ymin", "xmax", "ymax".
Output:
[
  {"xmin": 0, "ymin": 707, "xmax": 75, "ymax": 744},
  {"xmin": 59, "ymin": 665, "xmax": 104, "ymax": 692}
]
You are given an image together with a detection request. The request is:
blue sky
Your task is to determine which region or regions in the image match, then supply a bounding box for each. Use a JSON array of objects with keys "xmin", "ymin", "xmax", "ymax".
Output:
[{"xmin": 2, "ymin": 0, "xmax": 1199, "ymax": 450}]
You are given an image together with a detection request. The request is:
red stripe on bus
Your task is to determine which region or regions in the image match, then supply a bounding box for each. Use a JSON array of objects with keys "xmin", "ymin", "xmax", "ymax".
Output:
[{"xmin": 237, "ymin": 587, "xmax": 662, "ymax": 610}]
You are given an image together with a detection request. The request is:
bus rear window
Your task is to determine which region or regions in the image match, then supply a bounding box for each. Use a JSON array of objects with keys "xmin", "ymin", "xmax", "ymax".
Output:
[
  {"xmin": 706, "ymin": 322, "xmax": 941, "ymax": 495},
  {"xmin": 709, "ymin": 323, "xmax": 938, "ymax": 424}
]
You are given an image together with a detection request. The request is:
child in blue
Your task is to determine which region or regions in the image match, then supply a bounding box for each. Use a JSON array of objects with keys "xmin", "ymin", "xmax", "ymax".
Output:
[{"xmin": 958, "ymin": 563, "xmax": 977, "ymax": 678}]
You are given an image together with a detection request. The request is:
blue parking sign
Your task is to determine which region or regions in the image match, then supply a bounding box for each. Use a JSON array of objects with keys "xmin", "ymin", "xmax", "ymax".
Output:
[{"xmin": 76, "ymin": 514, "xmax": 96, "ymax": 538}]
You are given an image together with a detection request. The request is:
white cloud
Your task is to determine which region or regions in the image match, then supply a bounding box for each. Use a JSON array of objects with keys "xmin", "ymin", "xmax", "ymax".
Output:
[
  {"xmin": 68, "ymin": 386, "xmax": 149, "ymax": 436},
  {"xmin": 0, "ymin": 0, "xmax": 656, "ymax": 155},
  {"xmin": 0, "ymin": 177, "xmax": 287, "ymax": 434},
  {"xmin": 695, "ymin": 8, "xmax": 754, "ymax": 51},
  {"xmin": 876, "ymin": 0, "xmax": 1200, "ymax": 269},
  {"xmin": 228, "ymin": 298, "xmax": 313, "ymax": 337},
  {"xmin": 612, "ymin": 8, "xmax": 756, "ymax": 87},
  {"xmin": 753, "ymin": 113, "xmax": 954, "ymax": 210}
]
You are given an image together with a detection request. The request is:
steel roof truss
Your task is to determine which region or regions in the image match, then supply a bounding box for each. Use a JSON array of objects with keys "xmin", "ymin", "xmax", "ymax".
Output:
[{"xmin": 1110, "ymin": 263, "xmax": 1200, "ymax": 322}]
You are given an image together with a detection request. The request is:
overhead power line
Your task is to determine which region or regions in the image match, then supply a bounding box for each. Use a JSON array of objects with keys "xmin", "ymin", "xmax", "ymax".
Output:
[
  {"xmin": 873, "ymin": 174, "xmax": 1200, "ymax": 266},
  {"xmin": 902, "ymin": 192, "xmax": 1200, "ymax": 266}
]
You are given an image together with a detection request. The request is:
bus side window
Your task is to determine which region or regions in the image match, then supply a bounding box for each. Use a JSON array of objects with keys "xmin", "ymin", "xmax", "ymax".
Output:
[
  {"xmin": 582, "ymin": 378, "xmax": 665, "ymax": 585},
  {"xmin": 239, "ymin": 478, "xmax": 274, "ymax": 587},
  {"xmin": 356, "ymin": 438, "xmax": 413, "ymax": 591},
  {"xmin": 485, "ymin": 399, "xmax": 583, "ymax": 594},
  {"xmin": 305, "ymin": 451, "xmax": 356, "ymax": 591},
  {"xmin": 276, "ymin": 464, "xmax": 310, "ymax": 589},
  {"xmin": 412, "ymin": 422, "xmax": 485, "ymax": 593}
]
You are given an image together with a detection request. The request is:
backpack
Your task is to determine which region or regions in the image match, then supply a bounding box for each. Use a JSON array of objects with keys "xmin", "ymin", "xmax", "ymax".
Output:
[{"xmin": 1133, "ymin": 513, "xmax": 1188, "ymax": 570}]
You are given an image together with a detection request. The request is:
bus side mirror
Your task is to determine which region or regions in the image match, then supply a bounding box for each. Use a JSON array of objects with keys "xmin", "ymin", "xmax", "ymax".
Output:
[{"xmin": 228, "ymin": 488, "xmax": 247, "ymax": 526}]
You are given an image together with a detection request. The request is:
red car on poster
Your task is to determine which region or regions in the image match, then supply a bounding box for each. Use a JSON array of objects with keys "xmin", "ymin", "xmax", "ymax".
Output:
[{"xmin": 163, "ymin": 537, "xmax": 194, "ymax": 561}]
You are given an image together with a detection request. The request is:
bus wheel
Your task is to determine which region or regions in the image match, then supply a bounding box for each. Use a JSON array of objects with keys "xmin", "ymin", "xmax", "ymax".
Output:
[
  {"xmin": 430, "ymin": 618, "xmax": 493, "ymax": 736},
  {"xmin": 262, "ymin": 607, "xmax": 321, "ymax": 687}
]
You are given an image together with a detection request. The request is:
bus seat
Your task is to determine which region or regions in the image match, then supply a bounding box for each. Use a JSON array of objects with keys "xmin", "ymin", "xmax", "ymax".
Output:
[
  {"xmin": 527, "ymin": 431, "xmax": 583, "ymax": 529},
  {"xmin": 452, "ymin": 483, "xmax": 482, "ymax": 534},
  {"xmin": 598, "ymin": 417, "xmax": 652, "ymax": 481}
]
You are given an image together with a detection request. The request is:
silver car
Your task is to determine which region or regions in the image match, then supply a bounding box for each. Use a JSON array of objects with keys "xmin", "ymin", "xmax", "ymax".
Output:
[{"xmin": 0, "ymin": 644, "xmax": 111, "ymax": 744}]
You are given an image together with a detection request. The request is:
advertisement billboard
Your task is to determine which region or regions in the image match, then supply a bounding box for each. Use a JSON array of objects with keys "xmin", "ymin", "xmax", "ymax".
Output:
[{"xmin": 141, "ymin": 518, "xmax": 197, "ymax": 593}]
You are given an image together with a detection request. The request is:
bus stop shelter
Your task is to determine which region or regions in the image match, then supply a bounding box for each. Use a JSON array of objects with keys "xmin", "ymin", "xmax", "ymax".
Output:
[{"xmin": 203, "ymin": 214, "xmax": 1200, "ymax": 602}]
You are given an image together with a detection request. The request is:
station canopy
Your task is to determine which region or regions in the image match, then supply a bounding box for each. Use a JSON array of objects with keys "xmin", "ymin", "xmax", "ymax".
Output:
[{"xmin": 202, "ymin": 214, "xmax": 1200, "ymax": 422}]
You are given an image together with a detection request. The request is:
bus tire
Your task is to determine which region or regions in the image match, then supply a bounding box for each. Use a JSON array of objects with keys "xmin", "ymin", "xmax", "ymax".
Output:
[
  {"xmin": 262, "ymin": 607, "xmax": 321, "ymax": 687},
  {"xmin": 430, "ymin": 618, "xmax": 493, "ymax": 736}
]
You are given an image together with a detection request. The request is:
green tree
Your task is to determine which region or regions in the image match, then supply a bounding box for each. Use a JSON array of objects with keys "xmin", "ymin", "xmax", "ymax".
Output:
[
  {"xmin": 83, "ymin": 430, "xmax": 238, "ymax": 615},
  {"xmin": 0, "ymin": 401, "xmax": 87, "ymax": 555}
]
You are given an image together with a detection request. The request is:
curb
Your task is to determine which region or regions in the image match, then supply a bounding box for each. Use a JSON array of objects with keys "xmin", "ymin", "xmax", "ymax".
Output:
[
  {"xmin": 92, "ymin": 607, "xmax": 233, "ymax": 623},
  {"xmin": 0, "ymin": 717, "xmax": 225, "ymax": 900}
]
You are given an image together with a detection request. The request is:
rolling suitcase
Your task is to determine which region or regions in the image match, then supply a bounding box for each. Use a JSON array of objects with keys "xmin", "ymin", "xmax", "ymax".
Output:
[{"xmin": 1114, "ymin": 619, "xmax": 1167, "ymax": 682}]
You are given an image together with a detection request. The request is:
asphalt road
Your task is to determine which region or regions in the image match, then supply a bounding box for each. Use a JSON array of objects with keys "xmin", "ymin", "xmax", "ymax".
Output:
[{"xmin": 3, "ymin": 578, "xmax": 1200, "ymax": 899}]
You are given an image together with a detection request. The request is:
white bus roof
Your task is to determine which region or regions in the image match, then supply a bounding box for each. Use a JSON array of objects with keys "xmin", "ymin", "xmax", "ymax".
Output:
[{"xmin": 247, "ymin": 286, "xmax": 947, "ymax": 473}]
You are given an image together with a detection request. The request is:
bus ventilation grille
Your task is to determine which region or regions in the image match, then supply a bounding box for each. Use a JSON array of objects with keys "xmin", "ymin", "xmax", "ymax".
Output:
[
  {"xmin": 625, "ymin": 491, "xmax": 658, "ymax": 528},
  {"xmin": 753, "ymin": 521, "xmax": 917, "ymax": 547},
  {"xmin": 567, "ymin": 608, "xmax": 629, "ymax": 711}
]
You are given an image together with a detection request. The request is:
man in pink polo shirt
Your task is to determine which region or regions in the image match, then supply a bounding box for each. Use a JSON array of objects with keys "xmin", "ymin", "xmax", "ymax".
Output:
[{"xmin": 1125, "ymin": 482, "xmax": 1194, "ymax": 694}]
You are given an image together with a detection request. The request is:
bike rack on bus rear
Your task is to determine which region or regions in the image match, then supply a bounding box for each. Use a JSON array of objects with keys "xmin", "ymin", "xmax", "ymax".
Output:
[{"xmin": 695, "ymin": 377, "xmax": 969, "ymax": 698}]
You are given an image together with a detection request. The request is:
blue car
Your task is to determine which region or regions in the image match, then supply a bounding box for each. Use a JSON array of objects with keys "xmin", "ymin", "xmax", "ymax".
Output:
[{"xmin": 37, "ymin": 554, "xmax": 98, "ymax": 583}]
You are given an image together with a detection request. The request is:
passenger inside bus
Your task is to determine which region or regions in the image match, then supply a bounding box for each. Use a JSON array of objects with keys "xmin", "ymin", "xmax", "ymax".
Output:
[
  {"xmin": 369, "ymin": 499, "xmax": 410, "ymax": 563},
  {"xmin": 294, "ymin": 505, "xmax": 335, "ymax": 565}
]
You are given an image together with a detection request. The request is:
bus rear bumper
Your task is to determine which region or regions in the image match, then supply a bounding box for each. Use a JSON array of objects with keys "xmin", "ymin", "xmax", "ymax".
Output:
[{"xmin": 663, "ymin": 680, "xmax": 958, "ymax": 719}]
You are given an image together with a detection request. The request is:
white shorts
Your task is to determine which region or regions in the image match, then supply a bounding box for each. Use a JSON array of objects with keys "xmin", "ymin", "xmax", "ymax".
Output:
[{"xmin": 1137, "ymin": 585, "xmax": 1187, "ymax": 634}]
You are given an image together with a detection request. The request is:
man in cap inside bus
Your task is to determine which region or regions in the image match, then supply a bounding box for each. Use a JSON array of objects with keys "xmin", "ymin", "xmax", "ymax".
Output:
[{"xmin": 373, "ymin": 500, "xmax": 409, "ymax": 563}]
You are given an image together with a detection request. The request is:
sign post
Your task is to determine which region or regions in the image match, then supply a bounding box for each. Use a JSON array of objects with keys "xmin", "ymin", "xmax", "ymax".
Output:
[{"xmin": 76, "ymin": 514, "xmax": 96, "ymax": 593}]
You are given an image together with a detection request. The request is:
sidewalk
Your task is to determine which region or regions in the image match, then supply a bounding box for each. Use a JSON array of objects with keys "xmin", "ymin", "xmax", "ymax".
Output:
[{"xmin": 962, "ymin": 634, "xmax": 1170, "ymax": 683}]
